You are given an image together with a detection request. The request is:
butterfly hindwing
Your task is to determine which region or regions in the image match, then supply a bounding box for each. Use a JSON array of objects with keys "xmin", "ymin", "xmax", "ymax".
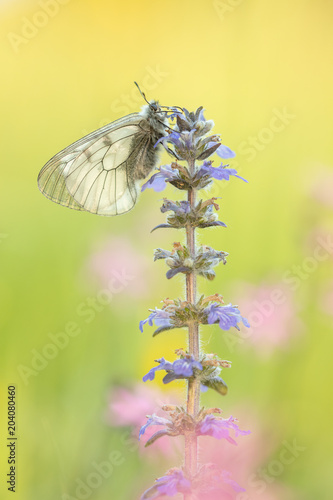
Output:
[{"xmin": 64, "ymin": 124, "xmax": 142, "ymax": 215}]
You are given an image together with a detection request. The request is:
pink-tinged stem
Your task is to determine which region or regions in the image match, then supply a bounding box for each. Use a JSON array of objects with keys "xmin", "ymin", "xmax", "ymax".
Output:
[{"xmin": 184, "ymin": 159, "xmax": 200, "ymax": 497}]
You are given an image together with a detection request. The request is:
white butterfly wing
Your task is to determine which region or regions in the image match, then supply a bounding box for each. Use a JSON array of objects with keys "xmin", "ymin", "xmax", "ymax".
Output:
[{"xmin": 38, "ymin": 113, "xmax": 145, "ymax": 215}]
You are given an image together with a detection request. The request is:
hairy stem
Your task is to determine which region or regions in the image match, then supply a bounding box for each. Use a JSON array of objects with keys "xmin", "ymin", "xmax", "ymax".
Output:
[{"xmin": 184, "ymin": 159, "xmax": 200, "ymax": 495}]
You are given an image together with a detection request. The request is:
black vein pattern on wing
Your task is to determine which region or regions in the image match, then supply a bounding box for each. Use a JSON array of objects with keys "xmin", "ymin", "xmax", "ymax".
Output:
[
  {"xmin": 97, "ymin": 167, "xmax": 109, "ymax": 215},
  {"xmin": 41, "ymin": 120, "xmax": 135, "ymax": 193},
  {"xmin": 58, "ymin": 167, "xmax": 83, "ymax": 210},
  {"xmin": 52, "ymin": 126, "xmax": 143, "ymax": 213},
  {"xmin": 115, "ymin": 133, "xmax": 151, "ymax": 215},
  {"xmin": 68, "ymin": 128, "xmax": 150, "ymax": 214},
  {"xmin": 37, "ymin": 114, "xmax": 140, "ymax": 210},
  {"xmin": 44, "ymin": 161, "xmax": 77, "ymax": 206},
  {"xmin": 65, "ymin": 128, "xmax": 139, "ymax": 178}
]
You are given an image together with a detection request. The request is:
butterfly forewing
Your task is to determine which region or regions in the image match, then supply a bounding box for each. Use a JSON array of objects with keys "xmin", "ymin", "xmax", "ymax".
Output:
[{"xmin": 38, "ymin": 113, "xmax": 145, "ymax": 215}]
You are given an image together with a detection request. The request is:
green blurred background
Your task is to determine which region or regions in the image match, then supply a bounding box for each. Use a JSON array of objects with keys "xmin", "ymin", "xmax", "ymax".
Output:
[{"xmin": 1, "ymin": 0, "xmax": 332, "ymax": 498}]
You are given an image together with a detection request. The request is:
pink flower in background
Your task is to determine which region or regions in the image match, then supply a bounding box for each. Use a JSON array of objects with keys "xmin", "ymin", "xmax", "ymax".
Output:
[
  {"xmin": 141, "ymin": 466, "xmax": 244, "ymax": 500},
  {"xmin": 199, "ymin": 409, "xmax": 297, "ymax": 500},
  {"xmin": 235, "ymin": 282, "xmax": 303, "ymax": 356},
  {"xmin": 309, "ymin": 166, "xmax": 333, "ymax": 208},
  {"xmin": 87, "ymin": 237, "xmax": 151, "ymax": 298},
  {"xmin": 137, "ymin": 409, "xmax": 297, "ymax": 499},
  {"xmin": 321, "ymin": 285, "xmax": 333, "ymax": 316},
  {"xmin": 107, "ymin": 384, "xmax": 161, "ymax": 427},
  {"xmin": 107, "ymin": 384, "xmax": 182, "ymax": 460}
]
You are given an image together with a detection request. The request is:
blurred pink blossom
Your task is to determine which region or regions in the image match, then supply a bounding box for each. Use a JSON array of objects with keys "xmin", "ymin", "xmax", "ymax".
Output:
[
  {"xmin": 87, "ymin": 236, "xmax": 152, "ymax": 298},
  {"xmin": 321, "ymin": 284, "xmax": 333, "ymax": 316},
  {"xmin": 107, "ymin": 384, "xmax": 161, "ymax": 427},
  {"xmin": 235, "ymin": 282, "xmax": 303, "ymax": 356},
  {"xmin": 303, "ymin": 228, "xmax": 333, "ymax": 260},
  {"xmin": 199, "ymin": 409, "xmax": 297, "ymax": 500},
  {"xmin": 106, "ymin": 383, "xmax": 182, "ymax": 460},
  {"xmin": 309, "ymin": 166, "xmax": 333, "ymax": 208}
]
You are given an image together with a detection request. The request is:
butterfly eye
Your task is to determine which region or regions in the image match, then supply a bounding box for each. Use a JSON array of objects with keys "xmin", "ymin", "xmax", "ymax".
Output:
[{"xmin": 150, "ymin": 103, "xmax": 158, "ymax": 112}]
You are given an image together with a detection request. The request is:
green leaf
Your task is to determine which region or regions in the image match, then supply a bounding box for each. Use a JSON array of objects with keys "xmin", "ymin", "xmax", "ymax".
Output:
[
  {"xmin": 145, "ymin": 429, "xmax": 177, "ymax": 447},
  {"xmin": 141, "ymin": 485, "xmax": 160, "ymax": 499},
  {"xmin": 152, "ymin": 325, "xmax": 180, "ymax": 337},
  {"xmin": 202, "ymin": 376, "xmax": 228, "ymax": 396},
  {"xmin": 151, "ymin": 224, "xmax": 173, "ymax": 233}
]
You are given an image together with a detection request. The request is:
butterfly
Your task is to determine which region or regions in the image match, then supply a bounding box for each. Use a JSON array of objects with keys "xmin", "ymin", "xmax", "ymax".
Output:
[{"xmin": 37, "ymin": 85, "xmax": 176, "ymax": 216}]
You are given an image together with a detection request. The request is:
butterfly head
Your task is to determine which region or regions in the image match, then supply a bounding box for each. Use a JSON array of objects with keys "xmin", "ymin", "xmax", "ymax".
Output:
[{"xmin": 148, "ymin": 100, "xmax": 160, "ymax": 113}]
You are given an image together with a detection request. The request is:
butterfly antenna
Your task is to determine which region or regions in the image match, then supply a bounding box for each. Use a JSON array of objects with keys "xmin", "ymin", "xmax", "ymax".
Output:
[
  {"xmin": 134, "ymin": 82, "xmax": 184, "ymax": 113},
  {"xmin": 160, "ymin": 104, "xmax": 184, "ymax": 112},
  {"xmin": 134, "ymin": 81, "xmax": 151, "ymax": 106}
]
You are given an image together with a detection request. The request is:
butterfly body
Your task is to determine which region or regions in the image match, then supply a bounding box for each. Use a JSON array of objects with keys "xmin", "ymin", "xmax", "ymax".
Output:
[
  {"xmin": 126, "ymin": 103, "xmax": 168, "ymax": 181},
  {"xmin": 37, "ymin": 101, "xmax": 168, "ymax": 216}
]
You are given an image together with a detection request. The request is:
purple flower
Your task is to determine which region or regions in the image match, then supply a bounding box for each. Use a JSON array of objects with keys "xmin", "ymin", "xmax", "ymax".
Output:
[
  {"xmin": 198, "ymin": 415, "xmax": 251, "ymax": 444},
  {"xmin": 139, "ymin": 308, "xmax": 172, "ymax": 333},
  {"xmin": 205, "ymin": 142, "xmax": 236, "ymax": 159},
  {"xmin": 215, "ymin": 144, "xmax": 236, "ymax": 159},
  {"xmin": 139, "ymin": 414, "xmax": 170, "ymax": 440},
  {"xmin": 156, "ymin": 128, "xmax": 196, "ymax": 152},
  {"xmin": 153, "ymin": 108, "xmax": 233, "ymax": 162},
  {"xmin": 141, "ymin": 164, "xmax": 179, "ymax": 193},
  {"xmin": 156, "ymin": 469, "xmax": 191, "ymax": 496},
  {"xmin": 143, "ymin": 356, "xmax": 202, "ymax": 383},
  {"xmin": 160, "ymin": 199, "xmax": 191, "ymax": 214},
  {"xmin": 155, "ymin": 131, "xmax": 182, "ymax": 149},
  {"xmin": 142, "ymin": 358, "xmax": 172, "ymax": 382},
  {"xmin": 194, "ymin": 466, "xmax": 246, "ymax": 498},
  {"xmin": 141, "ymin": 466, "xmax": 245, "ymax": 499},
  {"xmin": 198, "ymin": 162, "xmax": 247, "ymax": 182},
  {"xmin": 182, "ymin": 106, "xmax": 206, "ymax": 122},
  {"xmin": 221, "ymin": 470, "xmax": 246, "ymax": 492},
  {"xmin": 182, "ymin": 130, "xmax": 197, "ymax": 150},
  {"xmin": 141, "ymin": 469, "xmax": 191, "ymax": 499},
  {"xmin": 173, "ymin": 357, "xmax": 202, "ymax": 376},
  {"xmin": 205, "ymin": 303, "xmax": 250, "ymax": 331}
]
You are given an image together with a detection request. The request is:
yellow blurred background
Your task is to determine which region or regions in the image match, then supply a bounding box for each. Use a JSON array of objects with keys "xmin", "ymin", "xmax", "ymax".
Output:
[{"xmin": 1, "ymin": 0, "xmax": 333, "ymax": 498}]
